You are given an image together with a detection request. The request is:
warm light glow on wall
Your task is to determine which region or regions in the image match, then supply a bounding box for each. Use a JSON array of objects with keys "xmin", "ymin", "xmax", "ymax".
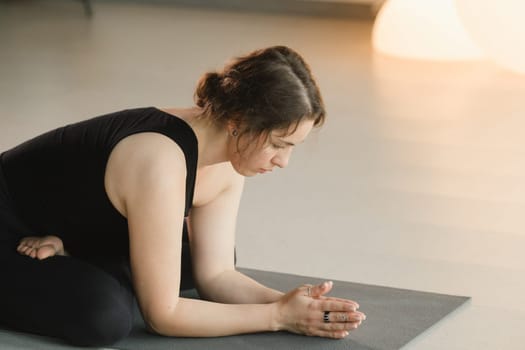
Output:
[
  {"xmin": 456, "ymin": 0, "xmax": 525, "ymax": 75},
  {"xmin": 372, "ymin": 0, "xmax": 482, "ymax": 61},
  {"xmin": 372, "ymin": 0, "xmax": 525, "ymax": 75}
]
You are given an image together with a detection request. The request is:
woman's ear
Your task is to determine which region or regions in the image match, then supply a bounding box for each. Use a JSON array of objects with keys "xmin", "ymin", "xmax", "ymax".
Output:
[{"xmin": 227, "ymin": 121, "xmax": 239, "ymax": 137}]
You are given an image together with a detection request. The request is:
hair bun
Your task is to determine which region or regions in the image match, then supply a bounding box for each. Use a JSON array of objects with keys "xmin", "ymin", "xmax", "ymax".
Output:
[
  {"xmin": 195, "ymin": 72, "xmax": 223, "ymax": 108},
  {"xmin": 206, "ymin": 72, "xmax": 222, "ymax": 89}
]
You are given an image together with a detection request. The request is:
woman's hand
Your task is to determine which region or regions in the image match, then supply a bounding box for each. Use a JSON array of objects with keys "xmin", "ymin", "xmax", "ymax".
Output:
[{"xmin": 272, "ymin": 281, "xmax": 366, "ymax": 339}]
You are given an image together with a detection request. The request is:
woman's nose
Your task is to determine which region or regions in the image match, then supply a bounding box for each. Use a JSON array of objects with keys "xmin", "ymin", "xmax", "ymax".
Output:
[{"xmin": 272, "ymin": 149, "xmax": 291, "ymax": 168}]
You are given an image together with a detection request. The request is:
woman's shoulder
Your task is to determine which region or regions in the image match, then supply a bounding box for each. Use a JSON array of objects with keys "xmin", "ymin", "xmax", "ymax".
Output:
[
  {"xmin": 105, "ymin": 132, "xmax": 189, "ymax": 217},
  {"xmin": 110, "ymin": 132, "xmax": 189, "ymax": 181}
]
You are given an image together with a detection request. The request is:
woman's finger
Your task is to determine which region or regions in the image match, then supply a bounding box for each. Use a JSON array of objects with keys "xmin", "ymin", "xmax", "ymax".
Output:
[
  {"xmin": 320, "ymin": 296, "xmax": 359, "ymax": 310},
  {"xmin": 324, "ymin": 311, "xmax": 366, "ymax": 323},
  {"xmin": 309, "ymin": 281, "xmax": 333, "ymax": 298},
  {"xmin": 319, "ymin": 319, "xmax": 362, "ymax": 332},
  {"xmin": 300, "ymin": 284, "xmax": 314, "ymax": 297},
  {"xmin": 317, "ymin": 299, "xmax": 359, "ymax": 312},
  {"xmin": 310, "ymin": 328, "xmax": 349, "ymax": 339}
]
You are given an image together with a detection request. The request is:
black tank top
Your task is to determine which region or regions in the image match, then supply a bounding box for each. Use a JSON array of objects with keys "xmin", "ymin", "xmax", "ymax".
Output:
[{"xmin": 0, "ymin": 107, "xmax": 198, "ymax": 257}]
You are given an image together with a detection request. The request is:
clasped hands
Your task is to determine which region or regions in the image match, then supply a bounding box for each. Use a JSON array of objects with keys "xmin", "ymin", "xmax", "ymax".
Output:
[{"xmin": 272, "ymin": 281, "xmax": 365, "ymax": 339}]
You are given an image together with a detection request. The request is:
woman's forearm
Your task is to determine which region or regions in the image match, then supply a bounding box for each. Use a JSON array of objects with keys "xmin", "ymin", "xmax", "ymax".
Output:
[
  {"xmin": 148, "ymin": 281, "xmax": 365, "ymax": 340},
  {"xmin": 150, "ymin": 297, "xmax": 278, "ymax": 337},
  {"xmin": 196, "ymin": 269, "xmax": 284, "ymax": 304}
]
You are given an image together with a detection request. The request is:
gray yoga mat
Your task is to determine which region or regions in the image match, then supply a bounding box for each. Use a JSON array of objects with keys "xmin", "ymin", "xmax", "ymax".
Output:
[{"xmin": 0, "ymin": 268, "xmax": 469, "ymax": 350}]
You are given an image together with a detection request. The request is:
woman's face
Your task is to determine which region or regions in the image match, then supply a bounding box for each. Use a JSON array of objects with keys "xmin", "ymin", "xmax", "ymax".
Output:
[{"xmin": 228, "ymin": 119, "xmax": 315, "ymax": 176}]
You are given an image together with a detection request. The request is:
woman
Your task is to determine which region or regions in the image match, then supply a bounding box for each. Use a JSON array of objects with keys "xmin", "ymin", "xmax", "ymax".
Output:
[{"xmin": 0, "ymin": 46, "xmax": 365, "ymax": 347}]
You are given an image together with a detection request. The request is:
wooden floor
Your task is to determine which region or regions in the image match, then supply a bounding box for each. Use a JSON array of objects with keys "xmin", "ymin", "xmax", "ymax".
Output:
[{"xmin": 0, "ymin": 1, "xmax": 524, "ymax": 349}]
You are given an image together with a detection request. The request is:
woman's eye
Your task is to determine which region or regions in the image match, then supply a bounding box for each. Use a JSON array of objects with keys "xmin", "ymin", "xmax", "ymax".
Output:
[{"xmin": 272, "ymin": 143, "xmax": 285, "ymax": 149}]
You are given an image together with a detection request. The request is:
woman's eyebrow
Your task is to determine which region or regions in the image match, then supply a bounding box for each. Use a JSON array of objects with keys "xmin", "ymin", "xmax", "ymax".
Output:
[{"xmin": 277, "ymin": 138, "xmax": 306, "ymax": 146}]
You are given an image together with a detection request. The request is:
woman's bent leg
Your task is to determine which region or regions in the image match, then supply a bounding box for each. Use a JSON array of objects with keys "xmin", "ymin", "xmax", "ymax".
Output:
[{"xmin": 0, "ymin": 249, "xmax": 133, "ymax": 347}]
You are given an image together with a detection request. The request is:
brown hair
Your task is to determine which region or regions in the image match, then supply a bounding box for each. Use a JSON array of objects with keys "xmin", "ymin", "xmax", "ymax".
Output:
[{"xmin": 194, "ymin": 46, "xmax": 325, "ymax": 145}]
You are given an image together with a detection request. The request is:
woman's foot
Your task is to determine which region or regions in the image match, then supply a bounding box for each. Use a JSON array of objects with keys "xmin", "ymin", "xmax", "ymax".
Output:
[{"xmin": 17, "ymin": 235, "xmax": 68, "ymax": 260}]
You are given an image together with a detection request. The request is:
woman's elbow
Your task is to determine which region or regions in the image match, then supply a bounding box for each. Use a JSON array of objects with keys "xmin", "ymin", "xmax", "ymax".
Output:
[{"xmin": 142, "ymin": 300, "xmax": 179, "ymax": 336}]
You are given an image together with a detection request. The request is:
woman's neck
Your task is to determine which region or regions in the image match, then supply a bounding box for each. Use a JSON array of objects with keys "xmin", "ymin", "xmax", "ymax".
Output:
[{"xmin": 160, "ymin": 107, "xmax": 230, "ymax": 168}]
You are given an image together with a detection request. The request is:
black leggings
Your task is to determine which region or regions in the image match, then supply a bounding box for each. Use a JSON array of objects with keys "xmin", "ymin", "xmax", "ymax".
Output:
[{"xmin": 0, "ymin": 168, "xmax": 195, "ymax": 347}]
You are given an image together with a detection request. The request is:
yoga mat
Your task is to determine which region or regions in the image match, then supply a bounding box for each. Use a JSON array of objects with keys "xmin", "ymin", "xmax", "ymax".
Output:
[{"xmin": 0, "ymin": 268, "xmax": 469, "ymax": 350}]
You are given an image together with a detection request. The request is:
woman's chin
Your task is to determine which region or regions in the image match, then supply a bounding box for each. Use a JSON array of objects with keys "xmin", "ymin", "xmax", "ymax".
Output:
[{"xmin": 240, "ymin": 168, "xmax": 260, "ymax": 177}]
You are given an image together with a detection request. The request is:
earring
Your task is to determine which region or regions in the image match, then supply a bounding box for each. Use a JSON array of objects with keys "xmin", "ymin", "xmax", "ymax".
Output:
[{"xmin": 232, "ymin": 129, "xmax": 238, "ymax": 137}]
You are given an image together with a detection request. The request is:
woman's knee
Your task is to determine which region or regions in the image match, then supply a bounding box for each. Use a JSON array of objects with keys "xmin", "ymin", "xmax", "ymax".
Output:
[
  {"xmin": 67, "ymin": 297, "xmax": 133, "ymax": 347},
  {"xmin": 61, "ymin": 264, "xmax": 135, "ymax": 346}
]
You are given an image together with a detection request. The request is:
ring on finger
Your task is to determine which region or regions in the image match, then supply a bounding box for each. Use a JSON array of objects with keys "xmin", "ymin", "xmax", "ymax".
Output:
[{"xmin": 323, "ymin": 311, "xmax": 330, "ymax": 323}]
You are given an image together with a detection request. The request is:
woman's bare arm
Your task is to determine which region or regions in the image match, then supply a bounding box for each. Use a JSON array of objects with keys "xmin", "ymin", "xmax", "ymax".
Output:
[{"xmin": 189, "ymin": 171, "xmax": 284, "ymax": 304}]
